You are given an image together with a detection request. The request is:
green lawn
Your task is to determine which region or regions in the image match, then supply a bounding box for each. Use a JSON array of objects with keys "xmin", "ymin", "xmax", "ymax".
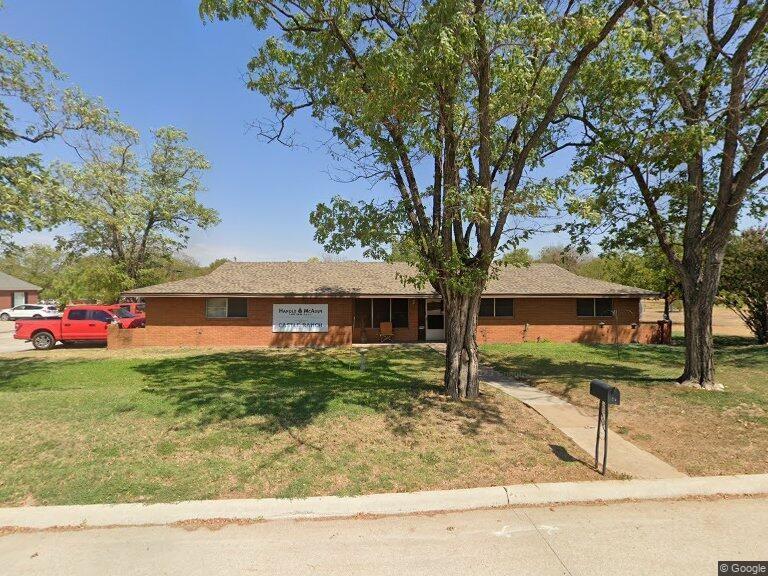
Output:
[
  {"xmin": 0, "ymin": 346, "xmax": 600, "ymax": 506},
  {"xmin": 481, "ymin": 337, "xmax": 768, "ymax": 476}
]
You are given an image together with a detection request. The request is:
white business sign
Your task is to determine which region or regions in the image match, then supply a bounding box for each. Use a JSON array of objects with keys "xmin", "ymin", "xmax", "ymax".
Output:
[{"xmin": 272, "ymin": 304, "xmax": 329, "ymax": 333}]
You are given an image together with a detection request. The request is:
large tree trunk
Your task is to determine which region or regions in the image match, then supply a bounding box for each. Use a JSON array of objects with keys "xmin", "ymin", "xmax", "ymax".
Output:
[
  {"xmin": 463, "ymin": 295, "xmax": 481, "ymax": 398},
  {"xmin": 443, "ymin": 290, "xmax": 482, "ymax": 400},
  {"xmin": 678, "ymin": 255, "xmax": 724, "ymax": 390}
]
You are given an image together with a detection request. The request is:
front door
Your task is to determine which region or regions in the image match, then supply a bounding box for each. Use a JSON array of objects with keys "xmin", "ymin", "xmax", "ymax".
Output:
[
  {"xmin": 12, "ymin": 292, "xmax": 25, "ymax": 307},
  {"xmin": 425, "ymin": 299, "xmax": 445, "ymax": 341}
]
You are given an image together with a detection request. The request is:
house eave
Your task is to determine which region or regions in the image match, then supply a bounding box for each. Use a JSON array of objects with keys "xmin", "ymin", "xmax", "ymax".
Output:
[{"xmin": 123, "ymin": 291, "xmax": 659, "ymax": 299}]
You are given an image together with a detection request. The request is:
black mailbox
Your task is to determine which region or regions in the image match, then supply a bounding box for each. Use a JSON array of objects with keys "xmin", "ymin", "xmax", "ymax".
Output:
[
  {"xmin": 590, "ymin": 379, "xmax": 620, "ymax": 475},
  {"xmin": 590, "ymin": 380, "xmax": 620, "ymax": 405}
]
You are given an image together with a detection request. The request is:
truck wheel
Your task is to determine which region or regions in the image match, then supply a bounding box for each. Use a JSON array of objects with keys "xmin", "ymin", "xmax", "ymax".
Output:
[
  {"xmin": 0, "ymin": 313, "xmax": 9, "ymax": 321},
  {"xmin": 32, "ymin": 331, "xmax": 55, "ymax": 350},
  {"xmin": 33, "ymin": 314, "xmax": 42, "ymax": 319}
]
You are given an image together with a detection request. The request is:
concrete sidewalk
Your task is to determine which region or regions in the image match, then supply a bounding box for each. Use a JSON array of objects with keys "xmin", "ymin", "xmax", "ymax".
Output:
[
  {"xmin": 479, "ymin": 365, "xmax": 687, "ymax": 479},
  {"xmin": 3, "ymin": 497, "xmax": 767, "ymax": 575},
  {"xmin": 1, "ymin": 474, "xmax": 766, "ymax": 530}
]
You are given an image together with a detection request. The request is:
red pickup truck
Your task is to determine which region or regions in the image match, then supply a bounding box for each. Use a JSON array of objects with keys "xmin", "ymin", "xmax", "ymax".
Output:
[{"xmin": 14, "ymin": 305, "xmax": 145, "ymax": 350}]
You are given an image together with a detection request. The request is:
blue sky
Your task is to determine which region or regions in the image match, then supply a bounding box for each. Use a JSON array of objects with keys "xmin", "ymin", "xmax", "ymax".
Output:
[{"xmin": 5, "ymin": 0, "xmax": 570, "ymax": 264}]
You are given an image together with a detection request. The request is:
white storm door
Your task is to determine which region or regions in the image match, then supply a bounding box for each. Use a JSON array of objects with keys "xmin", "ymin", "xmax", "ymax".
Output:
[{"xmin": 425, "ymin": 299, "xmax": 445, "ymax": 341}]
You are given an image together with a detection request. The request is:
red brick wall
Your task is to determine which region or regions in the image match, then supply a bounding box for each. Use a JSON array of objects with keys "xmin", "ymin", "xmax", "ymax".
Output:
[
  {"xmin": 109, "ymin": 297, "xmax": 354, "ymax": 349},
  {"xmin": 476, "ymin": 297, "xmax": 652, "ymax": 344},
  {"xmin": 109, "ymin": 295, "xmax": 667, "ymax": 349},
  {"xmin": 0, "ymin": 290, "xmax": 39, "ymax": 308}
]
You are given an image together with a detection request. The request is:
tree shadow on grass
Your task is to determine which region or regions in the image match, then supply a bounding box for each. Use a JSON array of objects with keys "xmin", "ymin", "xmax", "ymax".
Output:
[
  {"xmin": 488, "ymin": 352, "xmax": 667, "ymax": 388},
  {"xmin": 136, "ymin": 347, "xmax": 503, "ymax": 437},
  {"xmin": 479, "ymin": 344, "xmax": 687, "ymax": 406},
  {"xmin": 671, "ymin": 334, "xmax": 760, "ymax": 348},
  {"xmin": 0, "ymin": 357, "xmax": 87, "ymax": 392}
]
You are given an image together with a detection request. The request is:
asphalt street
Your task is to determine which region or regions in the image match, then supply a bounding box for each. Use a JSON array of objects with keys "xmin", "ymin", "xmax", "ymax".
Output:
[{"xmin": 2, "ymin": 496, "xmax": 765, "ymax": 576}]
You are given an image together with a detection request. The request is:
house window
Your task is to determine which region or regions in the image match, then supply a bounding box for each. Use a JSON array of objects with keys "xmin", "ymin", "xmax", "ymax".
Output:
[
  {"xmin": 206, "ymin": 297, "xmax": 248, "ymax": 318},
  {"xmin": 355, "ymin": 298, "xmax": 411, "ymax": 328},
  {"xmin": 228, "ymin": 298, "xmax": 248, "ymax": 318},
  {"xmin": 372, "ymin": 299, "xmax": 390, "ymax": 328},
  {"xmin": 12, "ymin": 291, "xmax": 25, "ymax": 307},
  {"xmin": 391, "ymin": 299, "xmax": 409, "ymax": 328},
  {"xmin": 479, "ymin": 298, "xmax": 514, "ymax": 317},
  {"xmin": 495, "ymin": 298, "xmax": 514, "ymax": 317},
  {"xmin": 355, "ymin": 298, "xmax": 372, "ymax": 328},
  {"xmin": 577, "ymin": 298, "xmax": 614, "ymax": 317}
]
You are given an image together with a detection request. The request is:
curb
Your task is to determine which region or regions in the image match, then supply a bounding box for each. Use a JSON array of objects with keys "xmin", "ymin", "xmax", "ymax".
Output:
[{"xmin": 1, "ymin": 474, "xmax": 766, "ymax": 530}]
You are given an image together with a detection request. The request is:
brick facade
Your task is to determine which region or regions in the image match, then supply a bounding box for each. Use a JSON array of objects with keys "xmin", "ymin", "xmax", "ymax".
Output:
[
  {"xmin": 0, "ymin": 290, "xmax": 39, "ymax": 309},
  {"xmin": 476, "ymin": 297, "xmax": 661, "ymax": 344},
  {"xmin": 108, "ymin": 295, "xmax": 670, "ymax": 349}
]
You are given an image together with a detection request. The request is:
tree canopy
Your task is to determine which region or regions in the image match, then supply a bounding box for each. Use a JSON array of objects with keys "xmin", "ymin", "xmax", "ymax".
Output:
[
  {"xmin": 720, "ymin": 228, "xmax": 768, "ymax": 344},
  {"xmin": 200, "ymin": 0, "xmax": 636, "ymax": 398},
  {"xmin": 57, "ymin": 123, "xmax": 219, "ymax": 287},
  {"xmin": 564, "ymin": 0, "xmax": 768, "ymax": 388},
  {"xmin": 0, "ymin": 27, "xmax": 108, "ymax": 247}
]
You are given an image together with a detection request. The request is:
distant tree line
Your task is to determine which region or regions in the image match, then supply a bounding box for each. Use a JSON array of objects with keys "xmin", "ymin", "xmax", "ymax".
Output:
[
  {"xmin": 508, "ymin": 236, "xmax": 766, "ymax": 345},
  {"xmin": 0, "ymin": 245, "xmax": 229, "ymax": 303}
]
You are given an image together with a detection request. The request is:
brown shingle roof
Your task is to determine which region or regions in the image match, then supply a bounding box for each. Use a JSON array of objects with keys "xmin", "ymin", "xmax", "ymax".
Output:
[
  {"xmin": 124, "ymin": 261, "xmax": 657, "ymax": 298},
  {"xmin": 0, "ymin": 271, "xmax": 41, "ymax": 291}
]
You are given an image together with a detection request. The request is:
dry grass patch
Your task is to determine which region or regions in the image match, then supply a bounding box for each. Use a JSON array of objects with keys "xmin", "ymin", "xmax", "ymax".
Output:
[
  {"xmin": 0, "ymin": 346, "xmax": 601, "ymax": 506},
  {"xmin": 481, "ymin": 339, "xmax": 768, "ymax": 476}
]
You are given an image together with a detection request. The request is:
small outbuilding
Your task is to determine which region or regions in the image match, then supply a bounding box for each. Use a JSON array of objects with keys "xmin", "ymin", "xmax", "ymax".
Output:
[
  {"xmin": 113, "ymin": 261, "xmax": 669, "ymax": 349},
  {"xmin": 0, "ymin": 271, "xmax": 41, "ymax": 309}
]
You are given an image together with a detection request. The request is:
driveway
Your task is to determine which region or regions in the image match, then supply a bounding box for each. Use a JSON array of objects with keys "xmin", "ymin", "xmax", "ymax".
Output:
[
  {"xmin": 0, "ymin": 321, "xmax": 33, "ymax": 353},
  {"xmin": 1, "ymin": 496, "xmax": 765, "ymax": 575}
]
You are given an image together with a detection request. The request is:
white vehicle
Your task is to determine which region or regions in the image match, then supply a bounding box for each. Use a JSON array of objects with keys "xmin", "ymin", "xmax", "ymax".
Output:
[{"xmin": 0, "ymin": 304, "xmax": 61, "ymax": 321}]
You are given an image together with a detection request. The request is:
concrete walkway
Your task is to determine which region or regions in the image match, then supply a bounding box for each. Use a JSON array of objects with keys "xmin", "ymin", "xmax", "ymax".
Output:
[
  {"xmin": 1, "ymin": 474, "xmax": 766, "ymax": 530},
  {"xmin": 478, "ymin": 365, "xmax": 687, "ymax": 480}
]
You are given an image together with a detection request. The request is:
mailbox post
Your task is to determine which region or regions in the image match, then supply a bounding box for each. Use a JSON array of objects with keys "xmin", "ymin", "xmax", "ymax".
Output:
[{"xmin": 589, "ymin": 379, "xmax": 620, "ymax": 475}]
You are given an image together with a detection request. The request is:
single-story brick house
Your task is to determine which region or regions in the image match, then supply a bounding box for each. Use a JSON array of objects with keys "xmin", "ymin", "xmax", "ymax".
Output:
[
  {"xmin": 0, "ymin": 271, "xmax": 40, "ymax": 309},
  {"xmin": 112, "ymin": 261, "xmax": 669, "ymax": 349}
]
